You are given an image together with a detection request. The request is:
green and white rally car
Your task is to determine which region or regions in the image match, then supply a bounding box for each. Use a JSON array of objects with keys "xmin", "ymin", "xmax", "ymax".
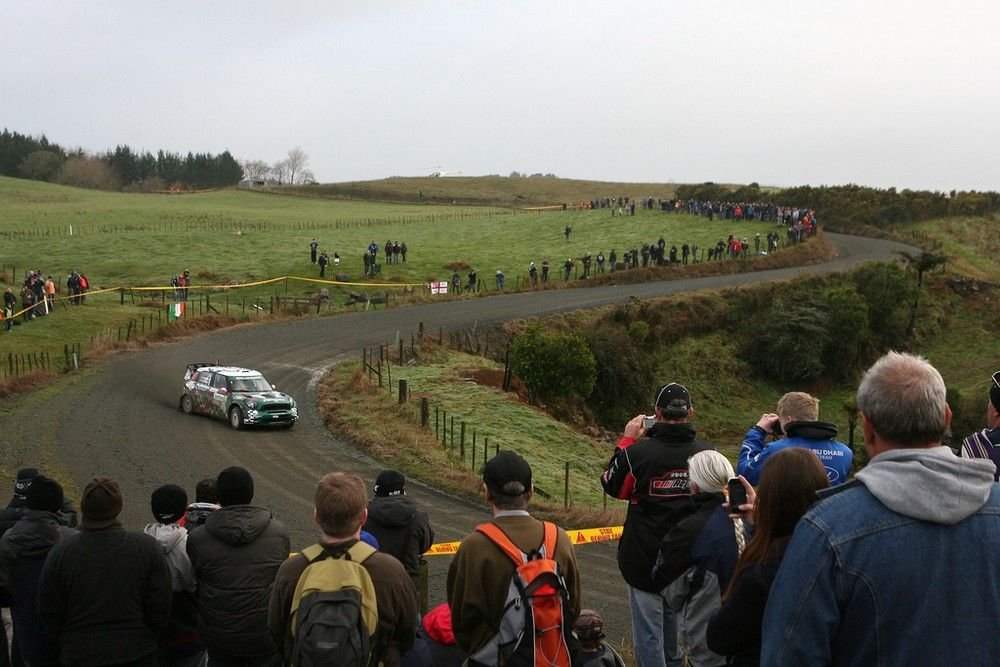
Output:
[{"xmin": 179, "ymin": 363, "xmax": 298, "ymax": 430}]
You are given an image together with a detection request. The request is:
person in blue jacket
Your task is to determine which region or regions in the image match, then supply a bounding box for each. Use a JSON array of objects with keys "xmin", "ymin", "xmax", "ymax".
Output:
[{"xmin": 738, "ymin": 392, "xmax": 853, "ymax": 485}]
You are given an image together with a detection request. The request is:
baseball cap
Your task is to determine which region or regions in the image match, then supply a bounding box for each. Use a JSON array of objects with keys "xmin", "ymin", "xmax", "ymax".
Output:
[
  {"xmin": 654, "ymin": 383, "xmax": 692, "ymax": 416},
  {"xmin": 482, "ymin": 451, "xmax": 532, "ymax": 497},
  {"xmin": 374, "ymin": 470, "xmax": 406, "ymax": 497}
]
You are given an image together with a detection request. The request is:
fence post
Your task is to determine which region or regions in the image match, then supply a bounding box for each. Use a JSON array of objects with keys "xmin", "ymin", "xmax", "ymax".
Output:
[
  {"xmin": 398, "ymin": 339, "xmax": 404, "ymax": 364},
  {"xmin": 398, "ymin": 379, "xmax": 407, "ymax": 405},
  {"xmin": 472, "ymin": 431, "xmax": 477, "ymax": 470},
  {"xmin": 450, "ymin": 416, "xmax": 454, "ymax": 450},
  {"xmin": 421, "ymin": 398, "xmax": 429, "ymax": 427},
  {"xmin": 441, "ymin": 410, "xmax": 446, "ymax": 445},
  {"xmin": 460, "ymin": 422, "xmax": 466, "ymax": 459},
  {"xmin": 564, "ymin": 462, "xmax": 570, "ymax": 509},
  {"xmin": 120, "ymin": 287, "xmax": 125, "ymax": 305},
  {"xmin": 419, "ymin": 321, "xmax": 424, "ymax": 339}
]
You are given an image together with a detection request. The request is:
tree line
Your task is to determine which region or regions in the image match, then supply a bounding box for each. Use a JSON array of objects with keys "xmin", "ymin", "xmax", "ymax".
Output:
[{"xmin": 0, "ymin": 128, "xmax": 243, "ymax": 191}]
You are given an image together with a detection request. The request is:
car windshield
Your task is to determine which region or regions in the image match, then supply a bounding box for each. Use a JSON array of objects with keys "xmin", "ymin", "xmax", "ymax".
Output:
[{"xmin": 229, "ymin": 376, "xmax": 272, "ymax": 392}]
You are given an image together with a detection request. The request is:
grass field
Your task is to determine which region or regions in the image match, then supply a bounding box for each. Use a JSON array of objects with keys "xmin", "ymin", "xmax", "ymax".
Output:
[
  {"xmin": 903, "ymin": 217, "xmax": 1000, "ymax": 282},
  {"xmin": 0, "ymin": 176, "xmax": 785, "ymax": 367}
]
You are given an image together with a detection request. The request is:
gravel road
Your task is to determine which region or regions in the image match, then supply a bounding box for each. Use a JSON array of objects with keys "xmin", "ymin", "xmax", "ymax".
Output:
[{"xmin": 0, "ymin": 232, "xmax": 916, "ymax": 647}]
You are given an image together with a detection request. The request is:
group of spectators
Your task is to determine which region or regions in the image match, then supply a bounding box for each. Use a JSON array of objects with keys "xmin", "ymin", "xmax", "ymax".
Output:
[
  {"xmin": 4, "ymin": 353, "xmax": 998, "ymax": 667},
  {"xmin": 2, "ymin": 270, "xmax": 89, "ymax": 331},
  {"xmin": 602, "ymin": 353, "xmax": 1000, "ymax": 666}
]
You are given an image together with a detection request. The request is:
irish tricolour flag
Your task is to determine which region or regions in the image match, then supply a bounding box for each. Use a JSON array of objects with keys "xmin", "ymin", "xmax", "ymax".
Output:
[{"xmin": 168, "ymin": 302, "xmax": 185, "ymax": 320}]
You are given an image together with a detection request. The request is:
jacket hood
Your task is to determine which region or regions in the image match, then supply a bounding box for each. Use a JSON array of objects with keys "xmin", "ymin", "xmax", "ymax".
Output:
[
  {"xmin": 855, "ymin": 446, "xmax": 995, "ymax": 524},
  {"xmin": 2, "ymin": 510, "xmax": 67, "ymax": 557},
  {"xmin": 205, "ymin": 505, "xmax": 275, "ymax": 545},
  {"xmin": 367, "ymin": 495, "xmax": 417, "ymax": 528},
  {"xmin": 143, "ymin": 521, "xmax": 187, "ymax": 553},
  {"xmin": 784, "ymin": 420, "xmax": 838, "ymax": 440}
]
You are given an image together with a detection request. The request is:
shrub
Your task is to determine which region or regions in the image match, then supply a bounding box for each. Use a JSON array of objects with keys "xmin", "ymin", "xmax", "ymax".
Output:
[
  {"xmin": 822, "ymin": 284, "xmax": 869, "ymax": 377},
  {"xmin": 510, "ymin": 324, "xmax": 596, "ymax": 402},
  {"xmin": 850, "ymin": 262, "xmax": 914, "ymax": 350}
]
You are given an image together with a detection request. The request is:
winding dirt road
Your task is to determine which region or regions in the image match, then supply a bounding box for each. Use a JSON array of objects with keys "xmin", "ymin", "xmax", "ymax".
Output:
[{"xmin": 0, "ymin": 232, "xmax": 916, "ymax": 645}]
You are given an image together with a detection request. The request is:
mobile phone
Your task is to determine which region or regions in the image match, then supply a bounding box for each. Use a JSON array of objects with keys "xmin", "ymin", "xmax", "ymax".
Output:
[
  {"xmin": 642, "ymin": 415, "xmax": 655, "ymax": 430},
  {"xmin": 727, "ymin": 478, "xmax": 748, "ymax": 512}
]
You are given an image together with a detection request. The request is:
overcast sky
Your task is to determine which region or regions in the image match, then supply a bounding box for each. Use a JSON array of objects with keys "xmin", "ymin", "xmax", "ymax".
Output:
[{"xmin": 2, "ymin": 1, "xmax": 997, "ymax": 191}]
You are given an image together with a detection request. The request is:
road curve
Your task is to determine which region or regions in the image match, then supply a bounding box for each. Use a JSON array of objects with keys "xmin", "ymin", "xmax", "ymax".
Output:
[{"xmin": 0, "ymin": 232, "xmax": 917, "ymax": 644}]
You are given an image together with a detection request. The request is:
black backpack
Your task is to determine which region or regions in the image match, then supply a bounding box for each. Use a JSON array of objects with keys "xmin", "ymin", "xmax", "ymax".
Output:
[{"xmin": 289, "ymin": 542, "xmax": 379, "ymax": 667}]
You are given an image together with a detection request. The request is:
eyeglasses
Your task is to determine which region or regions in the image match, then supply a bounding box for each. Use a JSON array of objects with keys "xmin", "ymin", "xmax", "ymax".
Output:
[{"xmin": 993, "ymin": 370, "xmax": 1000, "ymax": 389}]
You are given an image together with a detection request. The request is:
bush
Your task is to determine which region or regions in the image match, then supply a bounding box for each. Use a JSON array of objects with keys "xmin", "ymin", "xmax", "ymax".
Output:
[
  {"xmin": 744, "ymin": 296, "xmax": 831, "ymax": 383},
  {"xmin": 510, "ymin": 324, "xmax": 596, "ymax": 402},
  {"xmin": 822, "ymin": 284, "xmax": 870, "ymax": 376},
  {"xmin": 850, "ymin": 262, "xmax": 914, "ymax": 350}
]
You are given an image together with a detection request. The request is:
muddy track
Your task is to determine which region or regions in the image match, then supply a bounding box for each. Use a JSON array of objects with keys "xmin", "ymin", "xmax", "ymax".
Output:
[{"xmin": 0, "ymin": 232, "xmax": 917, "ymax": 645}]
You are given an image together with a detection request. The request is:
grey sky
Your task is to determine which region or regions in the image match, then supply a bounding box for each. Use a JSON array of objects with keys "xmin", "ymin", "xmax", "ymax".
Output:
[{"xmin": 2, "ymin": 1, "xmax": 997, "ymax": 191}]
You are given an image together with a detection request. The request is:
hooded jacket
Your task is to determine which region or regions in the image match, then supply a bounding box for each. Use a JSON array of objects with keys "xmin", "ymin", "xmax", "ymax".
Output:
[
  {"xmin": 761, "ymin": 447, "xmax": 1000, "ymax": 666},
  {"xmin": 145, "ymin": 522, "xmax": 203, "ymax": 659},
  {"xmin": 186, "ymin": 505, "xmax": 290, "ymax": 658},
  {"xmin": 601, "ymin": 422, "xmax": 714, "ymax": 591},
  {"xmin": 0, "ymin": 510, "xmax": 74, "ymax": 667},
  {"xmin": 738, "ymin": 421, "xmax": 853, "ymax": 486},
  {"xmin": 364, "ymin": 495, "xmax": 434, "ymax": 584}
]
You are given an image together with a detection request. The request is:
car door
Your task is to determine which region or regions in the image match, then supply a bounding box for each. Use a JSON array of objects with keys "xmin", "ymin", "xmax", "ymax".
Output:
[
  {"xmin": 193, "ymin": 371, "xmax": 213, "ymax": 413},
  {"xmin": 210, "ymin": 373, "xmax": 230, "ymax": 417}
]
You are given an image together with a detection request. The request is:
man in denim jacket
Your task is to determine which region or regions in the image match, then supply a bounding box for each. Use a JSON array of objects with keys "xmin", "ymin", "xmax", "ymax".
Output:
[{"xmin": 761, "ymin": 352, "xmax": 1000, "ymax": 665}]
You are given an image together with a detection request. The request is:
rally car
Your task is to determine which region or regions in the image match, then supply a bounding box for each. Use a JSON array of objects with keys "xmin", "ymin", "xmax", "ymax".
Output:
[{"xmin": 179, "ymin": 363, "xmax": 298, "ymax": 430}]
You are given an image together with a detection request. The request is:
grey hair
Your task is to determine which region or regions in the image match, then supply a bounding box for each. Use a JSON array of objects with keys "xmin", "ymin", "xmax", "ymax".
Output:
[
  {"xmin": 491, "ymin": 482, "xmax": 531, "ymax": 510},
  {"xmin": 857, "ymin": 351, "xmax": 947, "ymax": 446},
  {"xmin": 687, "ymin": 450, "xmax": 734, "ymax": 494}
]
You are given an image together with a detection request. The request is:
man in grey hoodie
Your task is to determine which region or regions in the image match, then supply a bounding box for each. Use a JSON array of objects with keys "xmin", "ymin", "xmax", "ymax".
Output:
[{"xmin": 761, "ymin": 351, "xmax": 1000, "ymax": 666}]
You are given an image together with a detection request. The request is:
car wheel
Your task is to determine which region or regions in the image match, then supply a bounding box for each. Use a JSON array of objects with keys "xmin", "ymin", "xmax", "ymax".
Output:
[
  {"xmin": 229, "ymin": 406, "xmax": 244, "ymax": 430},
  {"xmin": 180, "ymin": 395, "xmax": 195, "ymax": 415}
]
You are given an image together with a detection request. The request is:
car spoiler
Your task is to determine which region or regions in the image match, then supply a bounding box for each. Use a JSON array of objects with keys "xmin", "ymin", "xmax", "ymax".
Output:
[{"xmin": 185, "ymin": 362, "xmax": 218, "ymax": 380}]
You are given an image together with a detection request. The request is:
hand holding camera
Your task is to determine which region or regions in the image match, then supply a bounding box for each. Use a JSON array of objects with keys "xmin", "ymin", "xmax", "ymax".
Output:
[{"xmin": 755, "ymin": 413, "xmax": 782, "ymax": 436}]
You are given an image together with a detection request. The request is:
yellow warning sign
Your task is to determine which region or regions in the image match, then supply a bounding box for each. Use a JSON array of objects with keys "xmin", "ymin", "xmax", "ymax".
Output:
[{"xmin": 423, "ymin": 525, "xmax": 623, "ymax": 556}]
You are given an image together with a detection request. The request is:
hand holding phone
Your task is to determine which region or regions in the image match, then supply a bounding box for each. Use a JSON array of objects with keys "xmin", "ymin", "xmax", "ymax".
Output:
[
  {"xmin": 727, "ymin": 477, "xmax": 749, "ymax": 514},
  {"xmin": 642, "ymin": 415, "xmax": 655, "ymax": 430}
]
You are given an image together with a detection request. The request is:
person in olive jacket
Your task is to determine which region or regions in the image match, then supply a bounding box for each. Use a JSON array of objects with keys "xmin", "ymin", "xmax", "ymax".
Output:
[{"xmin": 186, "ymin": 466, "xmax": 290, "ymax": 666}]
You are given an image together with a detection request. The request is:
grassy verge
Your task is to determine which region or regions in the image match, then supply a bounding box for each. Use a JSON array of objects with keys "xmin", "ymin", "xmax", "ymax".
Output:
[
  {"xmin": 318, "ymin": 343, "xmax": 625, "ymax": 528},
  {"xmin": 897, "ymin": 216, "xmax": 1000, "ymax": 282}
]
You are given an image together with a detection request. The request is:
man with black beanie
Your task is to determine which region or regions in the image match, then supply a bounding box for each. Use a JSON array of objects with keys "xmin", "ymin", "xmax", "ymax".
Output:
[
  {"xmin": 0, "ymin": 475, "xmax": 74, "ymax": 667},
  {"xmin": 144, "ymin": 484, "xmax": 204, "ymax": 666},
  {"xmin": 186, "ymin": 466, "xmax": 290, "ymax": 666},
  {"xmin": 38, "ymin": 477, "xmax": 172, "ymax": 666},
  {"xmin": 363, "ymin": 470, "xmax": 434, "ymax": 592}
]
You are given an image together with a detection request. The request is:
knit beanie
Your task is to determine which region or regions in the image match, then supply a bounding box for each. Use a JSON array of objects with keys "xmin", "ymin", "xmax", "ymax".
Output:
[
  {"xmin": 373, "ymin": 470, "xmax": 406, "ymax": 497},
  {"xmin": 150, "ymin": 484, "xmax": 188, "ymax": 524},
  {"xmin": 25, "ymin": 475, "xmax": 63, "ymax": 513},
  {"xmin": 81, "ymin": 477, "xmax": 123, "ymax": 529},
  {"xmin": 216, "ymin": 466, "xmax": 254, "ymax": 506}
]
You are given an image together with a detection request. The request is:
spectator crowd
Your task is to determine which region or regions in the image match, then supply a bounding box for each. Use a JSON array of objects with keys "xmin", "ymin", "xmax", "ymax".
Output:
[{"xmin": 1, "ymin": 353, "xmax": 998, "ymax": 667}]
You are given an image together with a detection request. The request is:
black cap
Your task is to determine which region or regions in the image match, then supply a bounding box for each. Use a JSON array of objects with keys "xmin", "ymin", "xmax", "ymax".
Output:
[
  {"xmin": 151, "ymin": 484, "xmax": 189, "ymax": 524},
  {"xmin": 14, "ymin": 468, "xmax": 39, "ymax": 501},
  {"xmin": 482, "ymin": 451, "xmax": 532, "ymax": 497},
  {"xmin": 654, "ymin": 383, "xmax": 692, "ymax": 417},
  {"xmin": 990, "ymin": 374, "xmax": 1000, "ymax": 413},
  {"xmin": 374, "ymin": 470, "xmax": 405, "ymax": 497},
  {"xmin": 26, "ymin": 475, "xmax": 63, "ymax": 513},
  {"xmin": 216, "ymin": 466, "xmax": 254, "ymax": 506}
]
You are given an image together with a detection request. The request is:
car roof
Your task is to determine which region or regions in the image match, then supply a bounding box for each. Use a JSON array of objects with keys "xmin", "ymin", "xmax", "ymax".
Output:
[{"xmin": 192, "ymin": 366, "xmax": 264, "ymax": 377}]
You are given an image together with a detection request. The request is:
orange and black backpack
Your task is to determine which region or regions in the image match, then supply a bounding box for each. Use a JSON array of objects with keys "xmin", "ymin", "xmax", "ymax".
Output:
[{"xmin": 468, "ymin": 521, "xmax": 573, "ymax": 667}]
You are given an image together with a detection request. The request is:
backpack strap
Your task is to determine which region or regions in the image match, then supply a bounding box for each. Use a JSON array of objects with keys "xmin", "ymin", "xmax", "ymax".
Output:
[
  {"xmin": 301, "ymin": 541, "xmax": 377, "ymax": 564},
  {"xmin": 475, "ymin": 522, "xmax": 526, "ymax": 565},
  {"xmin": 539, "ymin": 521, "xmax": 558, "ymax": 559}
]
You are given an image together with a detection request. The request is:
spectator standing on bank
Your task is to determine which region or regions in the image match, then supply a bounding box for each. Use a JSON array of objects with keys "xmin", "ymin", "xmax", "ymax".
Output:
[
  {"xmin": 960, "ymin": 370, "xmax": 1000, "ymax": 479},
  {"xmin": 318, "ymin": 251, "xmax": 329, "ymax": 278},
  {"xmin": 495, "ymin": 268, "xmax": 505, "ymax": 290},
  {"xmin": 0, "ymin": 475, "xmax": 74, "ymax": 667},
  {"xmin": 738, "ymin": 392, "xmax": 853, "ymax": 486},
  {"xmin": 529, "ymin": 262, "xmax": 538, "ymax": 286},
  {"xmin": 761, "ymin": 352, "xmax": 1000, "ymax": 665},
  {"xmin": 363, "ymin": 470, "xmax": 434, "ymax": 594},
  {"xmin": 541, "ymin": 259, "xmax": 550, "ymax": 283},
  {"xmin": 448, "ymin": 451, "xmax": 582, "ymax": 660},
  {"xmin": 309, "ymin": 238, "xmax": 318, "ymax": 264},
  {"xmin": 705, "ymin": 449, "xmax": 828, "ymax": 665},
  {"xmin": 144, "ymin": 484, "xmax": 205, "ymax": 667},
  {"xmin": 268, "ymin": 472, "xmax": 417, "ymax": 666},
  {"xmin": 39, "ymin": 477, "xmax": 172, "ymax": 667},
  {"xmin": 601, "ymin": 383, "xmax": 715, "ymax": 667},
  {"xmin": 187, "ymin": 466, "xmax": 290, "ymax": 666}
]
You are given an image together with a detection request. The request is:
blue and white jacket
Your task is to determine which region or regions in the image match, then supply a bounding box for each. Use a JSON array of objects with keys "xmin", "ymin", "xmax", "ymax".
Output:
[{"xmin": 737, "ymin": 421, "xmax": 853, "ymax": 485}]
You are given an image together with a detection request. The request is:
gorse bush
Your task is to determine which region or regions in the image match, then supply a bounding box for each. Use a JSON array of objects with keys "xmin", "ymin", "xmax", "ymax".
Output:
[{"xmin": 510, "ymin": 324, "xmax": 596, "ymax": 402}]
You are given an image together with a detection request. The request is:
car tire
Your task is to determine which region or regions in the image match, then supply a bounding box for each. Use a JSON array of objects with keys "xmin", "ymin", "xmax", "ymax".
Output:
[
  {"xmin": 229, "ymin": 406, "xmax": 244, "ymax": 430},
  {"xmin": 180, "ymin": 395, "xmax": 195, "ymax": 415}
]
